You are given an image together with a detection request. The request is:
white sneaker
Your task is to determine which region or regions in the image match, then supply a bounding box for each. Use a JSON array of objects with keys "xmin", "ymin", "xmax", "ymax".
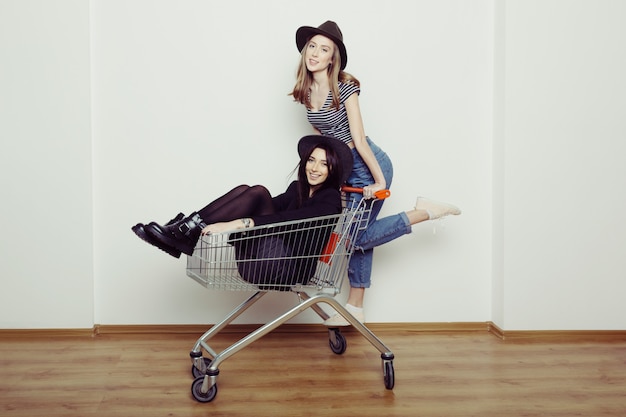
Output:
[
  {"xmin": 323, "ymin": 306, "xmax": 365, "ymax": 327},
  {"xmin": 415, "ymin": 197, "xmax": 461, "ymax": 220}
]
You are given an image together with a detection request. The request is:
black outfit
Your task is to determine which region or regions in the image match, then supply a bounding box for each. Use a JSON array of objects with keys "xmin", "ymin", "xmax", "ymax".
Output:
[
  {"xmin": 250, "ymin": 181, "xmax": 341, "ymax": 226},
  {"xmin": 229, "ymin": 181, "xmax": 342, "ymax": 288},
  {"xmin": 135, "ymin": 181, "xmax": 342, "ymax": 288}
]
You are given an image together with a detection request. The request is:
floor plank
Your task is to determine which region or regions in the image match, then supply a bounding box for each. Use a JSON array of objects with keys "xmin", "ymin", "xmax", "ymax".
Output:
[{"xmin": 1, "ymin": 330, "xmax": 625, "ymax": 416}]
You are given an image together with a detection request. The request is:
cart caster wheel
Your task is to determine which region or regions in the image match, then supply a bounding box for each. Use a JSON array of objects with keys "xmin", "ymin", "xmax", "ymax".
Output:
[
  {"xmin": 383, "ymin": 360, "xmax": 395, "ymax": 390},
  {"xmin": 191, "ymin": 357, "xmax": 212, "ymax": 378},
  {"xmin": 191, "ymin": 376, "xmax": 218, "ymax": 402},
  {"xmin": 329, "ymin": 329, "xmax": 347, "ymax": 355}
]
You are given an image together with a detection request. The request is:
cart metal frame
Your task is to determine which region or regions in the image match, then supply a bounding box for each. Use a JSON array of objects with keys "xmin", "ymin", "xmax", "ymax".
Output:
[{"xmin": 185, "ymin": 195, "xmax": 395, "ymax": 402}]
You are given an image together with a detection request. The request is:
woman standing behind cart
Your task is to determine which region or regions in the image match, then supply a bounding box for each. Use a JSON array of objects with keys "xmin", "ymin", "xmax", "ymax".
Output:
[
  {"xmin": 291, "ymin": 21, "xmax": 461, "ymax": 326},
  {"xmin": 132, "ymin": 135, "xmax": 352, "ymax": 264}
]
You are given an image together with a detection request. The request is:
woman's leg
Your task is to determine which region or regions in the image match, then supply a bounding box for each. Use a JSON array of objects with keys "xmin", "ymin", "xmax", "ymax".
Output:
[
  {"xmin": 326, "ymin": 140, "xmax": 461, "ymax": 325},
  {"xmin": 140, "ymin": 185, "xmax": 276, "ymax": 257},
  {"xmin": 197, "ymin": 185, "xmax": 275, "ymax": 224},
  {"xmin": 325, "ymin": 139, "xmax": 392, "ymax": 325},
  {"xmin": 346, "ymin": 141, "xmax": 393, "ymax": 287},
  {"xmin": 354, "ymin": 197, "xmax": 462, "ymax": 251}
]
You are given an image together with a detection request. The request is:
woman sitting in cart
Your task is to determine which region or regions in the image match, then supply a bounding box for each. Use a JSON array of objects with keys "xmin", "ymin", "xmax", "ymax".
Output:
[{"xmin": 132, "ymin": 135, "xmax": 353, "ymax": 266}]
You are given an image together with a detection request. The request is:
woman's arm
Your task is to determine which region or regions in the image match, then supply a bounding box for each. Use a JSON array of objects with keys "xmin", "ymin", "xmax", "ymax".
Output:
[
  {"xmin": 201, "ymin": 186, "xmax": 341, "ymax": 234},
  {"xmin": 253, "ymin": 187, "xmax": 342, "ymax": 226},
  {"xmin": 344, "ymin": 93, "xmax": 387, "ymax": 196},
  {"xmin": 202, "ymin": 218, "xmax": 254, "ymax": 235}
]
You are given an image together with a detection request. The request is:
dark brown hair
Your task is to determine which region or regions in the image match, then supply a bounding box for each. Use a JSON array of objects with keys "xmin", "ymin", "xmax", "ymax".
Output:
[{"xmin": 295, "ymin": 142, "xmax": 343, "ymax": 206}]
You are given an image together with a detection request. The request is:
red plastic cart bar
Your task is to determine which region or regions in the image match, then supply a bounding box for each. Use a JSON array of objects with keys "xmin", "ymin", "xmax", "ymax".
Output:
[{"xmin": 341, "ymin": 186, "xmax": 391, "ymax": 200}]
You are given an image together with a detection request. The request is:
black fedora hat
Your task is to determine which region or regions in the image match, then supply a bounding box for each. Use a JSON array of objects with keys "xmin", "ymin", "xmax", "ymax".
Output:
[
  {"xmin": 298, "ymin": 135, "xmax": 353, "ymax": 184},
  {"xmin": 296, "ymin": 20, "xmax": 348, "ymax": 70}
]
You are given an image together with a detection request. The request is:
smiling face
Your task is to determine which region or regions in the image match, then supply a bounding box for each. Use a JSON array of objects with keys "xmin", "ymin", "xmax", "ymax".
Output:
[
  {"xmin": 304, "ymin": 34, "xmax": 335, "ymax": 73},
  {"xmin": 305, "ymin": 147, "xmax": 330, "ymax": 192}
]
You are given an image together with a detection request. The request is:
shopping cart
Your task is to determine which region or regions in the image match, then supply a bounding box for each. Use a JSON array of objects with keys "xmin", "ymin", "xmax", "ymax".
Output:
[{"xmin": 186, "ymin": 187, "xmax": 395, "ymax": 402}]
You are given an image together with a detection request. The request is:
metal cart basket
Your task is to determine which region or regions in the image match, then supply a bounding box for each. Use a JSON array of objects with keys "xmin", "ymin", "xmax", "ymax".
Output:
[{"xmin": 186, "ymin": 192, "xmax": 395, "ymax": 402}]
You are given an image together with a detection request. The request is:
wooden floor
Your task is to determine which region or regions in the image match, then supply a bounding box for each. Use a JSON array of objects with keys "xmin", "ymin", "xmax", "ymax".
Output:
[{"xmin": 1, "ymin": 328, "xmax": 626, "ymax": 417}]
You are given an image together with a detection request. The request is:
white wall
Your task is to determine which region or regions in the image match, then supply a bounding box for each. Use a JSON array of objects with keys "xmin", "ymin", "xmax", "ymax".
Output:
[
  {"xmin": 90, "ymin": 0, "xmax": 491, "ymax": 326},
  {"xmin": 495, "ymin": 0, "xmax": 626, "ymax": 330},
  {"xmin": 0, "ymin": 0, "xmax": 93, "ymax": 328},
  {"xmin": 1, "ymin": 0, "xmax": 624, "ymax": 330}
]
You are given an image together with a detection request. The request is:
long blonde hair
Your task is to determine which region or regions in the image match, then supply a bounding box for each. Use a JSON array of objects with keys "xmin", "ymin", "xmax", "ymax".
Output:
[{"xmin": 290, "ymin": 40, "xmax": 360, "ymax": 110}]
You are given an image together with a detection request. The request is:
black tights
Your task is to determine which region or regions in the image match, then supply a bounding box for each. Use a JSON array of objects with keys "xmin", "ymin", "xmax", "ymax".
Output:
[{"xmin": 197, "ymin": 185, "xmax": 276, "ymax": 225}]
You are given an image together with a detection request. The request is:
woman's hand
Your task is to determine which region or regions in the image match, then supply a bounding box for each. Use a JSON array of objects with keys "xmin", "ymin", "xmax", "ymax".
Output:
[
  {"xmin": 363, "ymin": 183, "xmax": 386, "ymax": 199},
  {"xmin": 201, "ymin": 218, "xmax": 254, "ymax": 235},
  {"xmin": 201, "ymin": 220, "xmax": 238, "ymax": 235}
]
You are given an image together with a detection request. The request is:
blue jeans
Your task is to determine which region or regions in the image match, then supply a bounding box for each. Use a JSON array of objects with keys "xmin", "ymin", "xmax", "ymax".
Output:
[{"xmin": 346, "ymin": 138, "xmax": 412, "ymax": 288}]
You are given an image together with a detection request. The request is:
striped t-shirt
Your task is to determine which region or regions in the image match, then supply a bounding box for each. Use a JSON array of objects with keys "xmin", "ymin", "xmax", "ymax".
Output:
[{"xmin": 307, "ymin": 81, "xmax": 360, "ymax": 145}]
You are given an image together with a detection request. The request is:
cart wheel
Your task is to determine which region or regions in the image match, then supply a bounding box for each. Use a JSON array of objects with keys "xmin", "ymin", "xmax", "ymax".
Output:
[
  {"xmin": 191, "ymin": 357, "xmax": 212, "ymax": 378},
  {"xmin": 383, "ymin": 360, "xmax": 395, "ymax": 390},
  {"xmin": 191, "ymin": 376, "xmax": 218, "ymax": 403},
  {"xmin": 328, "ymin": 329, "xmax": 347, "ymax": 355}
]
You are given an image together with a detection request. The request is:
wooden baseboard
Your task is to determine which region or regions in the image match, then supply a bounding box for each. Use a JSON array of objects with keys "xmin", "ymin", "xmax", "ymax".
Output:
[
  {"xmin": 2, "ymin": 322, "xmax": 626, "ymax": 342},
  {"xmin": 0, "ymin": 328, "xmax": 95, "ymax": 338},
  {"xmin": 0, "ymin": 322, "xmax": 490, "ymax": 339},
  {"xmin": 93, "ymin": 321, "xmax": 491, "ymax": 336},
  {"xmin": 487, "ymin": 322, "xmax": 626, "ymax": 342}
]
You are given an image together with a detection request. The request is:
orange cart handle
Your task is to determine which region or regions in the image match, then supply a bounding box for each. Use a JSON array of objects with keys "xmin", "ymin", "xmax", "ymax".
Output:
[{"xmin": 341, "ymin": 186, "xmax": 391, "ymax": 200}]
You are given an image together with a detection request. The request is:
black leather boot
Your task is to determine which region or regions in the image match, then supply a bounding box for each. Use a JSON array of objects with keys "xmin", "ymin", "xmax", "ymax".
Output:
[
  {"xmin": 144, "ymin": 212, "xmax": 207, "ymax": 256},
  {"xmin": 132, "ymin": 213, "xmax": 185, "ymax": 258}
]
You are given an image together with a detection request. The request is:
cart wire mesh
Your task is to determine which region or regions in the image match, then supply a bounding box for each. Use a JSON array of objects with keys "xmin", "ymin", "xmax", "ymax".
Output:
[{"xmin": 186, "ymin": 198, "xmax": 371, "ymax": 295}]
